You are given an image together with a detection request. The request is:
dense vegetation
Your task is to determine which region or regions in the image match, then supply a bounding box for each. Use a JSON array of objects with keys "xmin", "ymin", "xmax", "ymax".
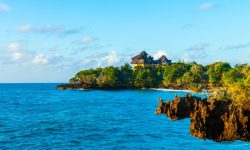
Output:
[{"xmin": 68, "ymin": 62, "xmax": 249, "ymax": 102}]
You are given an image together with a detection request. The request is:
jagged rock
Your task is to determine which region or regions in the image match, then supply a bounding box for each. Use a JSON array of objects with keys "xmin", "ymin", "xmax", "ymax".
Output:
[
  {"xmin": 156, "ymin": 94, "xmax": 250, "ymax": 142},
  {"xmin": 156, "ymin": 95, "xmax": 204, "ymax": 120},
  {"xmin": 57, "ymin": 83, "xmax": 135, "ymax": 90},
  {"xmin": 57, "ymin": 83, "xmax": 83, "ymax": 90}
]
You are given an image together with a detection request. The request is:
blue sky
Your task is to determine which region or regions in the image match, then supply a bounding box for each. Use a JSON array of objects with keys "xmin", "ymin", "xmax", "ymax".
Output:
[{"xmin": 0, "ymin": 0, "xmax": 250, "ymax": 83}]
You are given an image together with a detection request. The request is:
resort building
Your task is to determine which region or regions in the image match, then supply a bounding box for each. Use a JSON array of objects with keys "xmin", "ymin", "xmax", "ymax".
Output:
[{"xmin": 131, "ymin": 51, "xmax": 172, "ymax": 67}]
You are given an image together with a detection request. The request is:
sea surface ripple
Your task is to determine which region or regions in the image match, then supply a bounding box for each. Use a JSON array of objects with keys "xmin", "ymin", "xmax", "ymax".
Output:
[{"xmin": 0, "ymin": 84, "xmax": 249, "ymax": 150}]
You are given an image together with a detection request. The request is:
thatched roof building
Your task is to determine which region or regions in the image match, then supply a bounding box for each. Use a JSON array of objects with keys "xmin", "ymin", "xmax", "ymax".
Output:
[{"xmin": 131, "ymin": 51, "xmax": 171, "ymax": 67}]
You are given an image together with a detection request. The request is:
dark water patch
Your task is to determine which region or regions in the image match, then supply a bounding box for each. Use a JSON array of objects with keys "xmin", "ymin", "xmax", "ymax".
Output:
[{"xmin": 70, "ymin": 139, "xmax": 81, "ymax": 145}]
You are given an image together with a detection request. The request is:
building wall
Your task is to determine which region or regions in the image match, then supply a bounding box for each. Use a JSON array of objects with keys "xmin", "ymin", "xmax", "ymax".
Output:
[
  {"xmin": 133, "ymin": 64, "xmax": 145, "ymax": 67},
  {"xmin": 132, "ymin": 63, "xmax": 157, "ymax": 67}
]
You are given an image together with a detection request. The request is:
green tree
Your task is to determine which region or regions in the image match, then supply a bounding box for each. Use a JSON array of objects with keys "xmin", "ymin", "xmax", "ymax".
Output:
[
  {"xmin": 68, "ymin": 61, "xmax": 249, "ymax": 103},
  {"xmin": 119, "ymin": 63, "xmax": 133, "ymax": 86},
  {"xmin": 220, "ymin": 64, "xmax": 250, "ymax": 102},
  {"xmin": 133, "ymin": 66, "xmax": 162, "ymax": 88},
  {"xmin": 206, "ymin": 62, "xmax": 231, "ymax": 85},
  {"xmin": 69, "ymin": 77, "xmax": 79, "ymax": 83},
  {"xmin": 190, "ymin": 64, "xmax": 204, "ymax": 74},
  {"xmin": 163, "ymin": 62, "xmax": 191, "ymax": 87},
  {"xmin": 75, "ymin": 69, "xmax": 100, "ymax": 87},
  {"xmin": 96, "ymin": 66, "xmax": 120, "ymax": 87}
]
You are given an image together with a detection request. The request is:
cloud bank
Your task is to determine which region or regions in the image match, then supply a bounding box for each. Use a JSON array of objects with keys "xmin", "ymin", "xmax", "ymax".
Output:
[
  {"xmin": 13, "ymin": 24, "xmax": 63, "ymax": 33},
  {"xmin": 11, "ymin": 24, "xmax": 83, "ymax": 36},
  {"xmin": 224, "ymin": 42, "xmax": 250, "ymax": 50},
  {"xmin": 182, "ymin": 43, "xmax": 210, "ymax": 62}
]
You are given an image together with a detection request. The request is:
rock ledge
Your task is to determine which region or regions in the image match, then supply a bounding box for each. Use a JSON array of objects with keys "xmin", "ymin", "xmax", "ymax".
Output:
[{"xmin": 156, "ymin": 94, "xmax": 250, "ymax": 142}]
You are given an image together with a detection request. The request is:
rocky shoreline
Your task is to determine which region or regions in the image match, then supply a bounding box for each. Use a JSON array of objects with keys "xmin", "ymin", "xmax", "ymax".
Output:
[
  {"xmin": 155, "ymin": 94, "xmax": 250, "ymax": 142},
  {"xmin": 57, "ymin": 83, "xmax": 191, "ymax": 91},
  {"xmin": 57, "ymin": 83, "xmax": 135, "ymax": 90}
]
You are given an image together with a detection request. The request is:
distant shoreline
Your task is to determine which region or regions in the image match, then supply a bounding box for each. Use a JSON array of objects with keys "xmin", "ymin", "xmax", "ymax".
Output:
[
  {"xmin": 57, "ymin": 83, "xmax": 197, "ymax": 93},
  {"xmin": 150, "ymin": 88, "xmax": 191, "ymax": 93}
]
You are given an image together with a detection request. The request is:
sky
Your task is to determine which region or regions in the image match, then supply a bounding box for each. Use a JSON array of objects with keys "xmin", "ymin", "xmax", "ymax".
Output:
[{"xmin": 0, "ymin": 0, "xmax": 250, "ymax": 83}]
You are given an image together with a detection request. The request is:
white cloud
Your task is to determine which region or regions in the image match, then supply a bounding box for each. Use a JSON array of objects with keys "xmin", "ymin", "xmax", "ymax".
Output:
[
  {"xmin": 105, "ymin": 51, "xmax": 119, "ymax": 65},
  {"xmin": 82, "ymin": 36, "xmax": 94, "ymax": 44},
  {"xmin": 79, "ymin": 59, "xmax": 95, "ymax": 68},
  {"xmin": 82, "ymin": 51, "xmax": 121, "ymax": 67},
  {"xmin": 184, "ymin": 43, "xmax": 209, "ymax": 61},
  {"xmin": 180, "ymin": 54, "xmax": 193, "ymax": 63},
  {"xmin": 32, "ymin": 54, "xmax": 49, "ymax": 65},
  {"xmin": 12, "ymin": 25, "xmax": 82, "ymax": 36},
  {"xmin": 104, "ymin": 51, "xmax": 119, "ymax": 65},
  {"xmin": 78, "ymin": 50, "xmax": 131, "ymax": 69},
  {"xmin": 11, "ymin": 52, "xmax": 23, "ymax": 61},
  {"xmin": 187, "ymin": 43, "xmax": 209, "ymax": 51},
  {"xmin": 14, "ymin": 24, "xmax": 63, "ymax": 33},
  {"xmin": 224, "ymin": 42, "xmax": 250, "ymax": 50},
  {"xmin": 78, "ymin": 52, "xmax": 112, "ymax": 68},
  {"xmin": 2, "ymin": 42, "xmax": 67, "ymax": 67},
  {"xmin": 199, "ymin": 2, "xmax": 215, "ymax": 10},
  {"xmin": 8, "ymin": 42, "xmax": 21, "ymax": 51},
  {"xmin": 5, "ymin": 42, "xmax": 24, "ymax": 62},
  {"xmin": 153, "ymin": 50, "xmax": 168, "ymax": 59},
  {"xmin": 15, "ymin": 25, "xmax": 32, "ymax": 33},
  {"xmin": 0, "ymin": 1, "xmax": 10, "ymax": 12}
]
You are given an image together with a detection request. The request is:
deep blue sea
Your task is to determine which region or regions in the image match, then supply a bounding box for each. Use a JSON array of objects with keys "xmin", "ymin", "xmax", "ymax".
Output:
[{"xmin": 0, "ymin": 84, "xmax": 249, "ymax": 150}]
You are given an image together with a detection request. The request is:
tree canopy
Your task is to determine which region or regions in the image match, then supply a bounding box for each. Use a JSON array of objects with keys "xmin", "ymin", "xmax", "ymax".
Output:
[{"xmin": 69, "ymin": 62, "xmax": 249, "ymax": 102}]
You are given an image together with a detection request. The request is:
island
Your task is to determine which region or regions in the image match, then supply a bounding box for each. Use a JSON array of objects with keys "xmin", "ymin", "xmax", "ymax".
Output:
[
  {"xmin": 58, "ymin": 51, "xmax": 206, "ymax": 91},
  {"xmin": 58, "ymin": 51, "xmax": 250, "ymax": 142}
]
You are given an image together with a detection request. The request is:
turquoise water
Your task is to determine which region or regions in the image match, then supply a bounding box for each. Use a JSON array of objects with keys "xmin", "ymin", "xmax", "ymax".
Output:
[{"xmin": 0, "ymin": 84, "xmax": 249, "ymax": 149}]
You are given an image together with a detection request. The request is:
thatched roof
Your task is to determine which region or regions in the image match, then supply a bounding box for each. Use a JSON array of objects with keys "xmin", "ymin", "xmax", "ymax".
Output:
[
  {"xmin": 131, "ymin": 51, "xmax": 154, "ymax": 64},
  {"xmin": 156, "ymin": 55, "xmax": 172, "ymax": 65},
  {"xmin": 131, "ymin": 51, "xmax": 172, "ymax": 65}
]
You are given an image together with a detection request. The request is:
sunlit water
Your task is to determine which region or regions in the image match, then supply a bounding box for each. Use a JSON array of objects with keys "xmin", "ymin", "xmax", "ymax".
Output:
[{"xmin": 0, "ymin": 84, "xmax": 249, "ymax": 149}]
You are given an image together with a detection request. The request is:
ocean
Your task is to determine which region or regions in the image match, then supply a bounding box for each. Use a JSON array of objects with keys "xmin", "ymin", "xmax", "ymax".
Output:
[{"xmin": 0, "ymin": 83, "xmax": 249, "ymax": 149}]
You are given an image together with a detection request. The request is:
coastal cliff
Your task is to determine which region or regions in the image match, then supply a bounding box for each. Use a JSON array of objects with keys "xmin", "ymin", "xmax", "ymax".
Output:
[{"xmin": 156, "ymin": 94, "xmax": 250, "ymax": 142}]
